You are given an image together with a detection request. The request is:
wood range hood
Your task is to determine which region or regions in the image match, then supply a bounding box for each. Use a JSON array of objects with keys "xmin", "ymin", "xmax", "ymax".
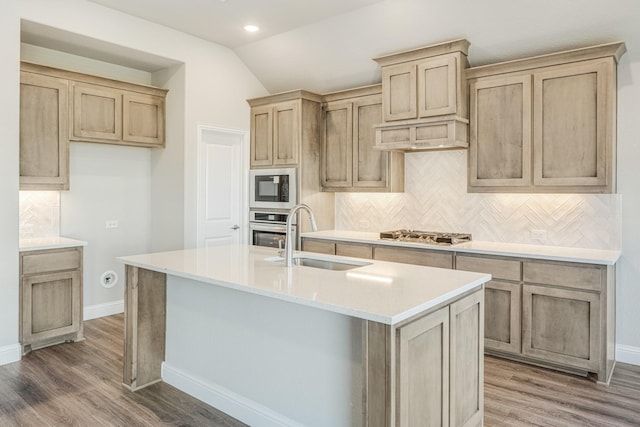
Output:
[{"xmin": 372, "ymin": 38, "xmax": 470, "ymax": 152}]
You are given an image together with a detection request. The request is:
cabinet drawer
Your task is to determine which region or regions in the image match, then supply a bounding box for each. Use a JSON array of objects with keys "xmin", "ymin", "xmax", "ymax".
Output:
[
  {"xmin": 336, "ymin": 242, "xmax": 372, "ymax": 259},
  {"xmin": 523, "ymin": 260, "xmax": 603, "ymax": 291},
  {"xmin": 301, "ymin": 239, "xmax": 336, "ymax": 255},
  {"xmin": 22, "ymin": 249, "xmax": 81, "ymax": 275},
  {"xmin": 374, "ymin": 246, "xmax": 452, "ymax": 269},
  {"xmin": 456, "ymin": 255, "xmax": 521, "ymax": 281}
]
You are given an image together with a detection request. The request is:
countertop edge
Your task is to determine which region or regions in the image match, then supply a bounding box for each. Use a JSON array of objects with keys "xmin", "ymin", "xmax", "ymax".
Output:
[
  {"xmin": 19, "ymin": 237, "xmax": 88, "ymax": 252},
  {"xmin": 301, "ymin": 231, "xmax": 621, "ymax": 265}
]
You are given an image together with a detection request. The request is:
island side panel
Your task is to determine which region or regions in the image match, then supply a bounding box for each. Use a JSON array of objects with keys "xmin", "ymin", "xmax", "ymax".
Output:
[{"xmin": 124, "ymin": 265, "xmax": 167, "ymax": 391}]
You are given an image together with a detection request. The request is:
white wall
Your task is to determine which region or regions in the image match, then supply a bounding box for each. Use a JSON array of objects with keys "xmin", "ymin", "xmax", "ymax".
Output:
[{"xmin": 0, "ymin": 0, "xmax": 20, "ymax": 364}]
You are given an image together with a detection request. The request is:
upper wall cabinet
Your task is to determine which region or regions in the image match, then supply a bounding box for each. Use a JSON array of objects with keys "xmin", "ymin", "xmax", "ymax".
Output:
[
  {"xmin": 373, "ymin": 39, "xmax": 470, "ymax": 151},
  {"xmin": 321, "ymin": 85, "xmax": 404, "ymax": 192},
  {"xmin": 22, "ymin": 62, "xmax": 167, "ymax": 150},
  {"xmin": 249, "ymin": 98, "xmax": 303, "ymax": 168},
  {"xmin": 20, "ymin": 70, "xmax": 70, "ymax": 191},
  {"xmin": 467, "ymin": 42, "xmax": 626, "ymax": 193}
]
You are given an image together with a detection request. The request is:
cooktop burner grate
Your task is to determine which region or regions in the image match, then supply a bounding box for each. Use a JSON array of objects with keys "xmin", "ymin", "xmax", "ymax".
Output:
[{"xmin": 379, "ymin": 229, "xmax": 472, "ymax": 245}]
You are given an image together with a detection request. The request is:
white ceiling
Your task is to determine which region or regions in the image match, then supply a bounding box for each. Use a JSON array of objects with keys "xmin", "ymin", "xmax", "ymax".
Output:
[
  {"xmin": 86, "ymin": 0, "xmax": 385, "ymax": 48},
  {"xmin": 21, "ymin": 0, "xmax": 640, "ymax": 94}
]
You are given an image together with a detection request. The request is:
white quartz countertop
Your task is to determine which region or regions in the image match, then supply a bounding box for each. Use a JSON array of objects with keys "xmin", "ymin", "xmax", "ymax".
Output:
[
  {"xmin": 301, "ymin": 230, "xmax": 621, "ymax": 265},
  {"xmin": 117, "ymin": 244, "xmax": 490, "ymax": 325},
  {"xmin": 19, "ymin": 236, "xmax": 88, "ymax": 252}
]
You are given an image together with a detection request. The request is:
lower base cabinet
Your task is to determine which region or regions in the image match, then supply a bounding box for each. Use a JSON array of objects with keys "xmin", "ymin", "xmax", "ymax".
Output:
[
  {"xmin": 303, "ymin": 237, "xmax": 616, "ymax": 383},
  {"xmin": 365, "ymin": 290, "xmax": 484, "ymax": 427},
  {"xmin": 19, "ymin": 247, "xmax": 84, "ymax": 354}
]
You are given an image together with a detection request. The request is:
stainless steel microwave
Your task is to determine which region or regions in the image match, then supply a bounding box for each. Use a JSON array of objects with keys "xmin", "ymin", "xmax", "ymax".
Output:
[{"xmin": 249, "ymin": 168, "xmax": 297, "ymax": 209}]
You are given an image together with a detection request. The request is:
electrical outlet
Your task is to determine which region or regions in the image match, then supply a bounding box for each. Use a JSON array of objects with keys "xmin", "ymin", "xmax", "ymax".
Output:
[
  {"xmin": 106, "ymin": 220, "xmax": 119, "ymax": 229},
  {"xmin": 531, "ymin": 229, "xmax": 547, "ymax": 242},
  {"xmin": 359, "ymin": 220, "xmax": 370, "ymax": 230}
]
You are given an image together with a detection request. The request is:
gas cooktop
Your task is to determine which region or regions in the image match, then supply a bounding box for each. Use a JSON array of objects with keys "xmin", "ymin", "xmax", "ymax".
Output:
[{"xmin": 379, "ymin": 229, "xmax": 472, "ymax": 246}]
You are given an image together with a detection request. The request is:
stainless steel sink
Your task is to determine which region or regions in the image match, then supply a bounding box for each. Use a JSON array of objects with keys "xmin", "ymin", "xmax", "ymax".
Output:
[
  {"xmin": 292, "ymin": 256, "xmax": 370, "ymax": 271},
  {"xmin": 266, "ymin": 255, "xmax": 371, "ymax": 271}
]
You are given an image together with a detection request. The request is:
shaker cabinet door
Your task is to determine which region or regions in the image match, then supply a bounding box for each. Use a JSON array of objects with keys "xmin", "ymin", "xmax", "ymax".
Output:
[
  {"xmin": 19, "ymin": 71, "xmax": 69, "ymax": 191},
  {"xmin": 71, "ymin": 82, "xmax": 122, "ymax": 142},
  {"xmin": 123, "ymin": 92, "xmax": 165, "ymax": 147},
  {"xmin": 322, "ymin": 101, "xmax": 353, "ymax": 188},
  {"xmin": 353, "ymin": 96, "xmax": 388, "ymax": 189},
  {"xmin": 272, "ymin": 101, "xmax": 299, "ymax": 166},
  {"xmin": 522, "ymin": 284, "xmax": 600, "ymax": 371},
  {"xmin": 417, "ymin": 55, "xmax": 458, "ymax": 118},
  {"xmin": 250, "ymin": 105, "xmax": 273, "ymax": 167},
  {"xmin": 382, "ymin": 62, "xmax": 417, "ymax": 121},
  {"xmin": 469, "ymin": 74, "xmax": 532, "ymax": 189},
  {"xmin": 533, "ymin": 59, "xmax": 612, "ymax": 189}
]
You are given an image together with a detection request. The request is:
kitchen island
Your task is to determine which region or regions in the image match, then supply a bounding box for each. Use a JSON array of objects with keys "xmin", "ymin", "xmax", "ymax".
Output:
[{"xmin": 118, "ymin": 244, "xmax": 490, "ymax": 427}]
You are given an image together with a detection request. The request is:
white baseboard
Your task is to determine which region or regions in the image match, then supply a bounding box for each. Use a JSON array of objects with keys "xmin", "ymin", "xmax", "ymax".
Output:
[
  {"xmin": 617, "ymin": 344, "xmax": 640, "ymax": 366},
  {"xmin": 0, "ymin": 343, "xmax": 21, "ymax": 366},
  {"xmin": 84, "ymin": 300, "xmax": 124, "ymax": 320},
  {"xmin": 162, "ymin": 362, "xmax": 305, "ymax": 427}
]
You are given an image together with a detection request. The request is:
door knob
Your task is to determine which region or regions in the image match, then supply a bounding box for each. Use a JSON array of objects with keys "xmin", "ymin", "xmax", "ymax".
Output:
[{"xmin": 230, "ymin": 225, "xmax": 240, "ymax": 230}]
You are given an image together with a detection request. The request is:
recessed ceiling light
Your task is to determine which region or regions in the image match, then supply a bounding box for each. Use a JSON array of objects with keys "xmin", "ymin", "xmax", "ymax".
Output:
[{"xmin": 244, "ymin": 25, "xmax": 259, "ymax": 33}]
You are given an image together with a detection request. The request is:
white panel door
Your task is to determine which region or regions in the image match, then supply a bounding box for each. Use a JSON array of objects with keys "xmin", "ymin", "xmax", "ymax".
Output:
[{"xmin": 197, "ymin": 126, "xmax": 247, "ymax": 248}]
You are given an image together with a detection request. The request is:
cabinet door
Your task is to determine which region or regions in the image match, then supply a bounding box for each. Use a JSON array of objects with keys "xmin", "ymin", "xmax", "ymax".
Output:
[
  {"xmin": 522, "ymin": 284, "xmax": 600, "ymax": 371},
  {"xmin": 301, "ymin": 239, "xmax": 336, "ymax": 255},
  {"xmin": 273, "ymin": 101, "xmax": 299, "ymax": 166},
  {"xmin": 533, "ymin": 59, "xmax": 612, "ymax": 189},
  {"xmin": 469, "ymin": 74, "xmax": 532, "ymax": 188},
  {"xmin": 22, "ymin": 270, "xmax": 81, "ymax": 344},
  {"xmin": 19, "ymin": 72, "xmax": 69, "ymax": 191},
  {"xmin": 382, "ymin": 62, "xmax": 417, "ymax": 121},
  {"xmin": 450, "ymin": 290, "xmax": 483, "ymax": 427},
  {"xmin": 123, "ymin": 92, "xmax": 165, "ymax": 147},
  {"xmin": 353, "ymin": 95, "xmax": 388, "ymax": 189},
  {"xmin": 322, "ymin": 101, "xmax": 353, "ymax": 188},
  {"xmin": 250, "ymin": 105, "xmax": 273, "ymax": 167},
  {"xmin": 417, "ymin": 55, "xmax": 457, "ymax": 118},
  {"xmin": 374, "ymin": 246, "xmax": 453, "ymax": 269},
  {"xmin": 335, "ymin": 242, "xmax": 372, "ymax": 259},
  {"xmin": 484, "ymin": 280, "xmax": 521, "ymax": 354},
  {"xmin": 398, "ymin": 306, "xmax": 450, "ymax": 427},
  {"xmin": 71, "ymin": 82, "xmax": 122, "ymax": 142}
]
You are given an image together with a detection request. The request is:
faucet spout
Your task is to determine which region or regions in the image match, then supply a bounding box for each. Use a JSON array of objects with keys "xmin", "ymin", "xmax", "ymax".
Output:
[{"xmin": 285, "ymin": 204, "xmax": 317, "ymax": 267}]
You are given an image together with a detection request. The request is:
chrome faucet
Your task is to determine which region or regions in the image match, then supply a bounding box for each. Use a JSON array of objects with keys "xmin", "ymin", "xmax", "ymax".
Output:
[{"xmin": 284, "ymin": 204, "xmax": 318, "ymax": 267}]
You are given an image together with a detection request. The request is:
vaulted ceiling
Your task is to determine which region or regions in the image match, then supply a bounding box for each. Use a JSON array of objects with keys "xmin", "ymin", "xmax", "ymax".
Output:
[{"xmin": 25, "ymin": 0, "xmax": 640, "ymax": 94}]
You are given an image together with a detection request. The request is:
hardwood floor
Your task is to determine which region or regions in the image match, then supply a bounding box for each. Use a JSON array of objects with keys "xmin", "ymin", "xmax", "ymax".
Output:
[
  {"xmin": 0, "ymin": 314, "xmax": 247, "ymax": 427},
  {"xmin": 2, "ymin": 314, "xmax": 640, "ymax": 426},
  {"xmin": 485, "ymin": 355, "xmax": 640, "ymax": 426}
]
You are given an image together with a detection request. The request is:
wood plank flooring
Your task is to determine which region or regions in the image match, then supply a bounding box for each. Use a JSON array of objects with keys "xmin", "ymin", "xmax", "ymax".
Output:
[
  {"xmin": 1, "ymin": 314, "xmax": 640, "ymax": 426},
  {"xmin": 0, "ymin": 314, "xmax": 247, "ymax": 427}
]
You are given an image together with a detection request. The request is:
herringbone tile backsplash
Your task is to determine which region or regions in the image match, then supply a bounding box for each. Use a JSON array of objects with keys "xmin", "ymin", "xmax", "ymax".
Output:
[
  {"xmin": 19, "ymin": 191, "xmax": 60, "ymax": 239},
  {"xmin": 336, "ymin": 150, "xmax": 621, "ymax": 250}
]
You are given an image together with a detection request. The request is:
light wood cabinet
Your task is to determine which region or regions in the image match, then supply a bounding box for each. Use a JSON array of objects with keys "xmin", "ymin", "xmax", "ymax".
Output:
[
  {"xmin": 522, "ymin": 284, "xmax": 600, "ymax": 371},
  {"xmin": 248, "ymin": 91, "xmax": 335, "ymax": 232},
  {"xmin": 456, "ymin": 254, "xmax": 522, "ymax": 354},
  {"xmin": 365, "ymin": 287, "xmax": 484, "ymax": 427},
  {"xmin": 521, "ymin": 259, "xmax": 614, "ymax": 382},
  {"xmin": 21, "ymin": 62, "xmax": 167, "ymax": 151},
  {"xmin": 374, "ymin": 245, "xmax": 453, "ymax": 269},
  {"xmin": 249, "ymin": 99, "xmax": 301, "ymax": 168},
  {"xmin": 302, "ymin": 236, "xmax": 616, "ymax": 382},
  {"xmin": 373, "ymin": 39, "xmax": 470, "ymax": 151},
  {"xmin": 70, "ymin": 82, "xmax": 166, "ymax": 147},
  {"xmin": 467, "ymin": 42, "xmax": 625, "ymax": 193},
  {"xmin": 321, "ymin": 86, "xmax": 404, "ymax": 192},
  {"xmin": 301, "ymin": 238, "xmax": 336, "ymax": 255},
  {"xmin": 19, "ymin": 247, "xmax": 83, "ymax": 354},
  {"xmin": 19, "ymin": 71, "xmax": 70, "ymax": 191}
]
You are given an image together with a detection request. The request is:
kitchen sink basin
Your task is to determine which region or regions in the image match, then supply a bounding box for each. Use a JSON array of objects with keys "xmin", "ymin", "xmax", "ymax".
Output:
[
  {"xmin": 266, "ymin": 255, "xmax": 371, "ymax": 271},
  {"xmin": 293, "ymin": 256, "xmax": 370, "ymax": 271}
]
